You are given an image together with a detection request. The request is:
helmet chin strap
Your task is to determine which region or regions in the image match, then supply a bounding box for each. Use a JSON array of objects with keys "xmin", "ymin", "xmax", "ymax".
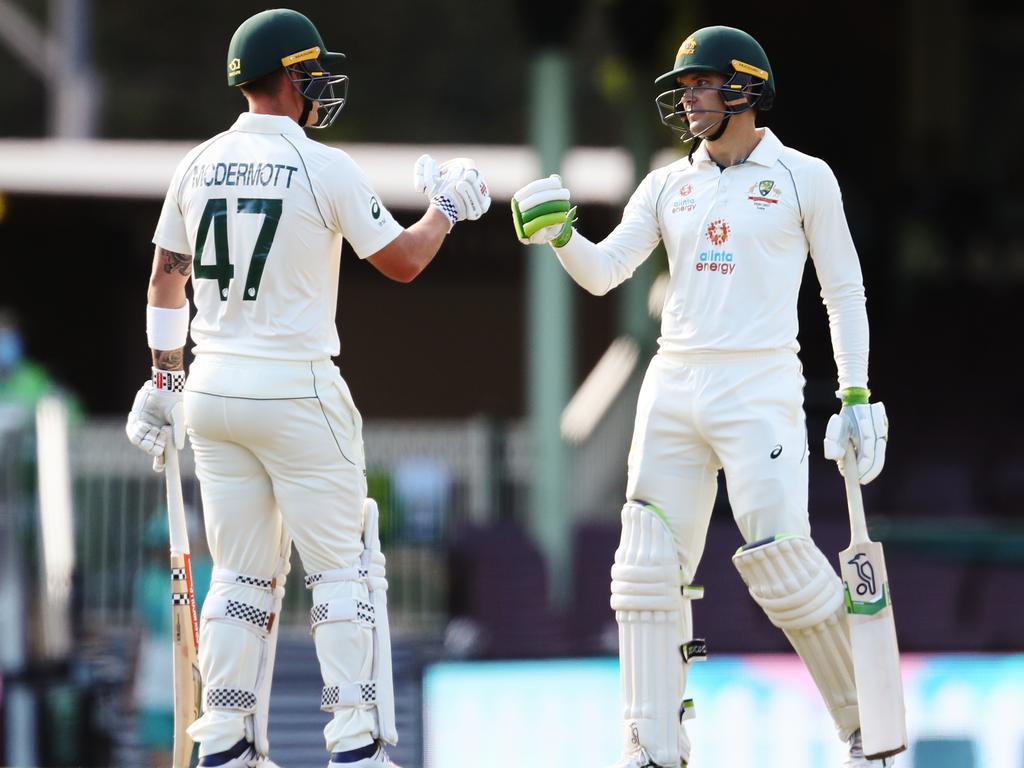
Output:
[
  {"xmin": 298, "ymin": 97, "xmax": 314, "ymax": 128},
  {"xmin": 705, "ymin": 114, "xmax": 730, "ymax": 142}
]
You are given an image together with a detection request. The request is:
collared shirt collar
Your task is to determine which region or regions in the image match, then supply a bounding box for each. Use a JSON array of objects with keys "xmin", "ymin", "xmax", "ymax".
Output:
[
  {"xmin": 744, "ymin": 127, "xmax": 783, "ymax": 167},
  {"xmin": 229, "ymin": 112, "xmax": 306, "ymax": 138},
  {"xmin": 691, "ymin": 126, "xmax": 783, "ymax": 168}
]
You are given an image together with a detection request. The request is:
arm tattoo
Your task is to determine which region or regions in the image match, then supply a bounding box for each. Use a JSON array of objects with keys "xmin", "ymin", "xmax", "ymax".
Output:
[
  {"xmin": 152, "ymin": 347, "xmax": 185, "ymax": 371},
  {"xmin": 159, "ymin": 248, "xmax": 193, "ymax": 277}
]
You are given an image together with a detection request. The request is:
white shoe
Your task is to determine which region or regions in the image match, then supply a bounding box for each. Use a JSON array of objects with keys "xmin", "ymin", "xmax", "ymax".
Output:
[
  {"xmin": 606, "ymin": 747, "xmax": 680, "ymax": 768},
  {"xmin": 197, "ymin": 739, "xmax": 281, "ymax": 768},
  {"xmin": 844, "ymin": 730, "xmax": 896, "ymax": 767},
  {"xmin": 328, "ymin": 742, "xmax": 401, "ymax": 768}
]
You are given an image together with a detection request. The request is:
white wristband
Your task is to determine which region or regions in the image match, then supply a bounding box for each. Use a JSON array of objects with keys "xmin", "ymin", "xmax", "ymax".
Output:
[{"xmin": 146, "ymin": 303, "xmax": 190, "ymax": 351}]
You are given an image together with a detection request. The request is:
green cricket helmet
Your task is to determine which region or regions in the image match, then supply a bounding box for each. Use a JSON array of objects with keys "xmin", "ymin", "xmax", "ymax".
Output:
[
  {"xmin": 227, "ymin": 9, "xmax": 348, "ymax": 129},
  {"xmin": 654, "ymin": 26, "xmax": 774, "ymax": 141}
]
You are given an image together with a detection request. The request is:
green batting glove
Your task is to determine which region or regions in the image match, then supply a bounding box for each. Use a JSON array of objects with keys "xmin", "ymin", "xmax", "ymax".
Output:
[{"xmin": 512, "ymin": 174, "xmax": 577, "ymax": 247}]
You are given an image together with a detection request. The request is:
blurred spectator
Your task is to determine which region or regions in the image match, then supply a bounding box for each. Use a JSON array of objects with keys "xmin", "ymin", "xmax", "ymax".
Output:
[
  {"xmin": 392, "ymin": 457, "xmax": 451, "ymax": 543},
  {"xmin": 127, "ymin": 506, "xmax": 212, "ymax": 768},
  {"xmin": 0, "ymin": 308, "xmax": 81, "ymax": 423}
]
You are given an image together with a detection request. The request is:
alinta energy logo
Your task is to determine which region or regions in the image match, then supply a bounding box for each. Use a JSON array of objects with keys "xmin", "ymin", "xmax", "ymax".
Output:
[
  {"xmin": 696, "ymin": 218, "xmax": 735, "ymax": 275},
  {"xmin": 748, "ymin": 179, "xmax": 782, "ymax": 210},
  {"xmin": 706, "ymin": 219, "xmax": 730, "ymax": 244},
  {"xmin": 671, "ymin": 183, "xmax": 696, "ymax": 215}
]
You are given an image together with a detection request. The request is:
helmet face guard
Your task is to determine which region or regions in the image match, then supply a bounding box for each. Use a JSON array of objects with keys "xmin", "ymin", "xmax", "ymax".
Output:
[
  {"xmin": 286, "ymin": 58, "xmax": 348, "ymax": 129},
  {"xmin": 655, "ymin": 66, "xmax": 768, "ymax": 142}
]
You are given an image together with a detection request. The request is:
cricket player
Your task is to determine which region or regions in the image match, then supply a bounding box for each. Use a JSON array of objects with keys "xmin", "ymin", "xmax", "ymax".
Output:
[
  {"xmin": 125, "ymin": 9, "xmax": 490, "ymax": 768},
  {"xmin": 511, "ymin": 25, "xmax": 892, "ymax": 768}
]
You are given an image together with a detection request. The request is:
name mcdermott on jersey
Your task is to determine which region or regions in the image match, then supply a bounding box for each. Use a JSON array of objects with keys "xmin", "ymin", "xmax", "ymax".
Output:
[{"xmin": 190, "ymin": 161, "xmax": 300, "ymax": 189}]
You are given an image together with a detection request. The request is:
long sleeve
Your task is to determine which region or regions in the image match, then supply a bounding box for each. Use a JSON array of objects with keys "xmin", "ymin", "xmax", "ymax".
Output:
[
  {"xmin": 805, "ymin": 161, "xmax": 870, "ymax": 390},
  {"xmin": 552, "ymin": 173, "xmax": 663, "ymax": 296}
]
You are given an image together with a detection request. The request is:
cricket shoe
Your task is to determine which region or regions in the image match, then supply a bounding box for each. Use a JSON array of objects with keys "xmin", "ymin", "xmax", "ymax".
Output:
[
  {"xmin": 197, "ymin": 739, "xmax": 281, "ymax": 768},
  {"xmin": 844, "ymin": 729, "xmax": 896, "ymax": 767},
  {"xmin": 328, "ymin": 741, "xmax": 401, "ymax": 768},
  {"xmin": 606, "ymin": 747, "xmax": 683, "ymax": 768}
]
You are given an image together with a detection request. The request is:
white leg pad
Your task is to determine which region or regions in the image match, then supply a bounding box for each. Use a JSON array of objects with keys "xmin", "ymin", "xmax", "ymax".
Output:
[
  {"xmin": 610, "ymin": 503, "xmax": 686, "ymax": 768},
  {"xmin": 306, "ymin": 498, "xmax": 397, "ymax": 752},
  {"xmin": 187, "ymin": 537, "xmax": 290, "ymax": 761},
  {"xmin": 732, "ymin": 535, "xmax": 859, "ymax": 741}
]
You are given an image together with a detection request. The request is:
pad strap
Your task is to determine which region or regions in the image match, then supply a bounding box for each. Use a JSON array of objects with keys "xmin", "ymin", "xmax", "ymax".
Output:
[
  {"xmin": 311, "ymin": 598, "xmax": 376, "ymax": 630},
  {"xmin": 205, "ymin": 687, "xmax": 257, "ymax": 714},
  {"xmin": 681, "ymin": 639, "xmax": 707, "ymax": 664},
  {"xmin": 203, "ymin": 595, "xmax": 273, "ymax": 636},
  {"xmin": 305, "ymin": 566, "xmax": 365, "ymax": 590},
  {"xmin": 321, "ymin": 681, "xmax": 379, "ymax": 712},
  {"xmin": 212, "ymin": 567, "xmax": 275, "ymax": 591}
]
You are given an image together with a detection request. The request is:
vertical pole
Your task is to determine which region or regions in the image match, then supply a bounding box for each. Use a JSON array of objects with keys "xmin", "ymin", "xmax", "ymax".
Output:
[
  {"xmin": 618, "ymin": 68, "xmax": 657, "ymax": 347},
  {"xmin": 50, "ymin": 0, "xmax": 99, "ymax": 137},
  {"xmin": 527, "ymin": 49, "xmax": 572, "ymax": 607}
]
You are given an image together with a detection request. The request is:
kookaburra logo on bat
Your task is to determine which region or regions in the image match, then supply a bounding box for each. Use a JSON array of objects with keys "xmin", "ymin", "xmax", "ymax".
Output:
[{"xmin": 847, "ymin": 553, "xmax": 877, "ymax": 596}]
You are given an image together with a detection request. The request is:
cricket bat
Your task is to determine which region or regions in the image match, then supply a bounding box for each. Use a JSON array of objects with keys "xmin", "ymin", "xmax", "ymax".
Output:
[
  {"xmin": 166, "ymin": 445, "xmax": 202, "ymax": 768},
  {"xmin": 839, "ymin": 444, "xmax": 907, "ymax": 759}
]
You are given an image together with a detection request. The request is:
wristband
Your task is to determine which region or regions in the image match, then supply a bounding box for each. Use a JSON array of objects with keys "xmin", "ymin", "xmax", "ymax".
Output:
[
  {"xmin": 152, "ymin": 367, "xmax": 186, "ymax": 393},
  {"xmin": 430, "ymin": 194, "xmax": 458, "ymax": 231},
  {"xmin": 147, "ymin": 302, "xmax": 190, "ymax": 351},
  {"xmin": 837, "ymin": 386, "xmax": 871, "ymax": 405}
]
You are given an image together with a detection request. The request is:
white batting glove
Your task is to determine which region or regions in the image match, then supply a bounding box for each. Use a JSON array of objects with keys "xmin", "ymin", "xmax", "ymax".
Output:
[
  {"xmin": 126, "ymin": 369, "xmax": 186, "ymax": 472},
  {"xmin": 511, "ymin": 175, "xmax": 576, "ymax": 246},
  {"xmin": 823, "ymin": 392, "xmax": 888, "ymax": 484},
  {"xmin": 413, "ymin": 153, "xmax": 443, "ymax": 199},
  {"xmin": 416, "ymin": 154, "xmax": 491, "ymax": 231}
]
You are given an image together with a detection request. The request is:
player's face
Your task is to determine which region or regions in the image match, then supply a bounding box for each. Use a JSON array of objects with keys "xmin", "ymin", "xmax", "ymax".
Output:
[{"xmin": 675, "ymin": 72, "xmax": 728, "ymax": 133}]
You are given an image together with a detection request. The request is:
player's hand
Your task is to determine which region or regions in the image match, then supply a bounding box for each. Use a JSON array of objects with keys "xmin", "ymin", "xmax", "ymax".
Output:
[
  {"xmin": 512, "ymin": 175, "xmax": 577, "ymax": 247},
  {"xmin": 421, "ymin": 155, "xmax": 491, "ymax": 230},
  {"xmin": 413, "ymin": 154, "xmax": 442, "ymax": 199},
  {"xmin": 126, "ymin": 376, "xmax": 186, "ymax": 472},
  {"xmin": 823, "ymin": 390, "xmax": 888, "ymax": 484}
]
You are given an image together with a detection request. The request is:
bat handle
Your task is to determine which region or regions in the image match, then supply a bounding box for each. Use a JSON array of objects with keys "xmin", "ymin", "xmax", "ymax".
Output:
[
  {"xmin": 843, "ymin": 443, "xmax": 870, "ymax": 544},
  {"xmin": 165, "ymin": 445, "xmax": 190, "ymax": 556}
]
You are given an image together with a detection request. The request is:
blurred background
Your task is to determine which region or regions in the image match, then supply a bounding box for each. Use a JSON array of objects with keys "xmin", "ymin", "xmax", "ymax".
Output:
[{"xmin": 1, "ymin": 0, "xmax": 1022, "ymax": 766}]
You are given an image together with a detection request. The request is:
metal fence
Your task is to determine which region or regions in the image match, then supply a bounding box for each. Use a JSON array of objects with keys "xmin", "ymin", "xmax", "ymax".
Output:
[{"xmin": 70, "ymin": 418, "xmax": 512, "ymax": 635}]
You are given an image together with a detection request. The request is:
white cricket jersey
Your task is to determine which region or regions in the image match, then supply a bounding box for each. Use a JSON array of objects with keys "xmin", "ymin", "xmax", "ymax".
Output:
[
  {"xmin": 153, "ymin": 112, "xmax": 402, "ymax": 361},
  {"xmin": 577, "ymin": 127, "xmax": 869, "ymax": 389}
]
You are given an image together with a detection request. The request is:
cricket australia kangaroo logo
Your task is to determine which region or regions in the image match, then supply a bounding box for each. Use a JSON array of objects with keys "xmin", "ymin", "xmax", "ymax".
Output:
[{"xmin": 847, "ymin": 553, "xmax": 876, "ymax": 596}]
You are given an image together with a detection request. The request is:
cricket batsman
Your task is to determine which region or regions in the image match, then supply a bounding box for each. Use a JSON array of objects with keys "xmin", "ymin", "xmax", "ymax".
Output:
[
  {"xmin": 125, "ymin": 9, "xmax": 490, "ymax": 768},
  {"xmin": 511, "ymin": 25, "xmax": 892, "ymax": 767}
]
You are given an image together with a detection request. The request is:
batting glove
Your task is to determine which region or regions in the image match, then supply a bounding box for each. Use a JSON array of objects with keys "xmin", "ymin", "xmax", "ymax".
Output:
[
  {"xmin": 414, "ymin": 154, "xmax": 491, "ymax": 231},
  {"xmin": 823, "ymin": 387, "xmax": 888, "ymax": 484},
  {"xmin": 126, "ymin": 369, "xmax": 186, "ymax": 472},
  {"xmin": 512, "ymin": 174, "xmax": 577, "ymax": 247},
  {"xmin": 413, "ymin": 153, "xmax": 443, "ymax": 199}
]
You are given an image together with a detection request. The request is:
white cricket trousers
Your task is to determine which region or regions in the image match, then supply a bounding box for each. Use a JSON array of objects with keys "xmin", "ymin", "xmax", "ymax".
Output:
[
  {"xmin": 183, "ymin": 354, "xmax": 373, "ymax": 756},
  {"xmin": 626, "ymin": 349, "xmax": 811, "ymax": 582}
]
